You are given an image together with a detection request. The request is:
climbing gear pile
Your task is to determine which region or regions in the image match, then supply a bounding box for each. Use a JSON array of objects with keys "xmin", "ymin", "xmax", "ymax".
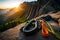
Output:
[{"xmin": 20, "ymin": 17, "xmax": 60, "ymax": 40}]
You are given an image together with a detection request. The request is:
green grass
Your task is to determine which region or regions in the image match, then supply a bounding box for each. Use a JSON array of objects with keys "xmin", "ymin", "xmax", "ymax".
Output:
[{"xmin": 0, "ymin": 16, "xmax": 27, "ymax": 32}]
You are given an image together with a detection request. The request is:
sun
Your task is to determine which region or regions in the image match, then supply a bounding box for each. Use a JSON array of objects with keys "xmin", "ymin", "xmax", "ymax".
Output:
[
  {"xmin": 6, "ymin": 2, "xmax": 20, "ymax": 8},
  {"xmin": 7, "ymin": 3, "xmax": 19, "ymax": 8}
]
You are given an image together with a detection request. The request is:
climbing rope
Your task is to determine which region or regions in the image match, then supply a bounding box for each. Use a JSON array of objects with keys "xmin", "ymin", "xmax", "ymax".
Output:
[{"xmin": 45, "ymin": 20, "xmax": 60, "ymax": 40}]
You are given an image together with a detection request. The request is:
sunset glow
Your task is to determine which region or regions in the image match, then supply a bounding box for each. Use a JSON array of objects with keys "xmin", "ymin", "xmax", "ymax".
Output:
[
  {"xmin": 0, "ymin": 1, "xmax": 21, "ymax": 8},
  {"xmin": 5, "ymin": 3, "xmax": 20, "ymax": 8},
  {"xmin": 0, "ymin": 0, "xmax": 37, "ymax": 9}
]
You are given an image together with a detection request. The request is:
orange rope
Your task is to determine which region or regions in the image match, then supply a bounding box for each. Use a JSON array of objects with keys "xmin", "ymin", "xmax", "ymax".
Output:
[{"xmin": 40, "ymin": 20, "xmax": 49, "ymax": 37}]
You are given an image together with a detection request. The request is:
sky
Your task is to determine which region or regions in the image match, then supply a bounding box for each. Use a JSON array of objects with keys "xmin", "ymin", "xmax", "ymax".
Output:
[{"xmin": 0, "ymin": 0, "xmax": 37, "ymax": 9}]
